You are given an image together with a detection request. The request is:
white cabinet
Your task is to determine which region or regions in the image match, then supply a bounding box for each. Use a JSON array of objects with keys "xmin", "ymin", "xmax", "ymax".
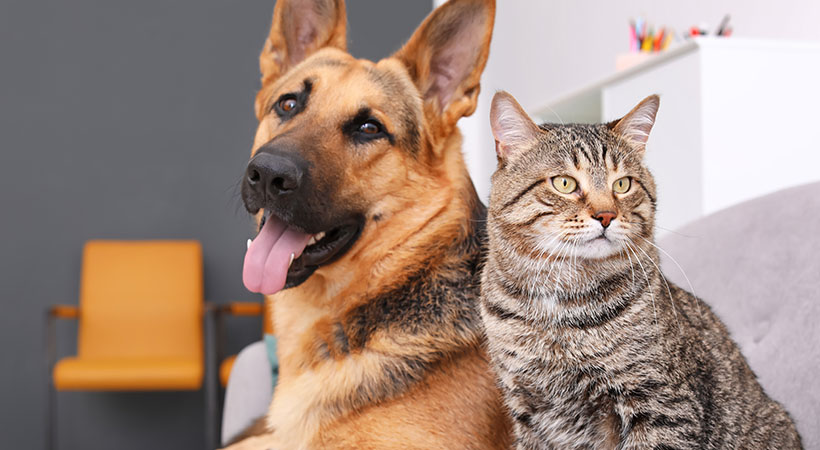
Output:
[{"xmin": 531, "ymin": 37, "xmax": 820, "ymax": 233}]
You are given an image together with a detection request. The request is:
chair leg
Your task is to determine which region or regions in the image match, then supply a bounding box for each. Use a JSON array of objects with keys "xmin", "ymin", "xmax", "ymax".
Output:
[
  {"xmin": 46, "ymin": 384, "xmax": 56, "ymax": 450},
  {"xmin": 44, "ymin": 310, "xmax": 56, "ymax": 450},
  {"xmin": 206, "ymin": 379, "xmax": 218, "ymax": 449},
  {"xmin": 204, "ymin": 306, "xmax": 219, "ymax": 449}
]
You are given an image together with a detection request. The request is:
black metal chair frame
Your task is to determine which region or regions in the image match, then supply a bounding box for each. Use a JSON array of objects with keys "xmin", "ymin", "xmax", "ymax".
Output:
[{"xmin": 44, "ymin": 304, "xmax": 221, "ymax": 450}]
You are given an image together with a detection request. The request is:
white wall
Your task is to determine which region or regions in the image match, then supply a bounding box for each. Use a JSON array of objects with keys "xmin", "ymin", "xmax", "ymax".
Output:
[{"xmin": 438, "ymin": 0, "xmax": 820, "ymax": 202}]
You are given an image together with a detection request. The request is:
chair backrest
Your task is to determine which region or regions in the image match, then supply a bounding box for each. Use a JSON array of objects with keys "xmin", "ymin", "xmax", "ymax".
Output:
[{"xmin": 77, "ymin": 240, "xmax": 203, "ymax": 362}]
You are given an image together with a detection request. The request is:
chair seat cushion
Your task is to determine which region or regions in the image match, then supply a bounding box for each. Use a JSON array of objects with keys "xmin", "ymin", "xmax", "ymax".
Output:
[{"xmin": 54, "ymin": 357, "xmax": 202, "ymax": 391}]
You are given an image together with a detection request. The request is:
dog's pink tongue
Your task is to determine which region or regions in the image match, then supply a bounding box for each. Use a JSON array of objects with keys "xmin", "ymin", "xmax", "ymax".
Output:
[{"xmin": 243, "ymin": 215, "xmax": 311, "ymax": 295}]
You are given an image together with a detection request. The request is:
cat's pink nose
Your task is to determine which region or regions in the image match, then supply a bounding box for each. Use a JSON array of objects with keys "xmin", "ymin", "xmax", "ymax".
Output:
[{"xmin": 593, "ymin": 211, "xmax": 616, "ymax": 228}]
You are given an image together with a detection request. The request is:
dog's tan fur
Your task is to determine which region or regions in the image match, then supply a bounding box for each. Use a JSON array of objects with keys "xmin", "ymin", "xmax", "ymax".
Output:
[{"xmin": 225, "ymin": 1, "xmax": 511, "ymax": 448}]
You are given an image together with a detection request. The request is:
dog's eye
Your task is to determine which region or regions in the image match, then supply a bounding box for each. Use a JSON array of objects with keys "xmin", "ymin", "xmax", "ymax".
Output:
[
  {"xmin": 273, "ymin": 93, "xmax": 304, "ymax": 119},
  {"xmin": 270, "ymin": 80, "xmax": 312, "ymax": 120},
  {"xmin": 359, "ymin": 121, "xmax": 381, "ymax": 135},
  {"xmin": 343, "ymin": 110, "xmax": 394, "ymax": 145},
  {"xmin": 279, "ymin": 97, "xmax": 297, "ymax": 112}
]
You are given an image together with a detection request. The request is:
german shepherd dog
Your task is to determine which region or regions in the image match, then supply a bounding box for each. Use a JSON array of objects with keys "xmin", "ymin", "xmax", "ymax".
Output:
[{"xmin": 229, "ymin": 0, "xmax": 511, "ymax": 448}]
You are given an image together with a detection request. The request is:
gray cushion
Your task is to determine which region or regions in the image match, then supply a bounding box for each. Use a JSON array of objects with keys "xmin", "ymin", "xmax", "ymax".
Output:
[
  {"xmin": 658, "ymin": 181, "xmax": 820, "ymax": 448},
  {"xmin": 221, "ymin": 340, "xmax": 272, "ymax": 446}
]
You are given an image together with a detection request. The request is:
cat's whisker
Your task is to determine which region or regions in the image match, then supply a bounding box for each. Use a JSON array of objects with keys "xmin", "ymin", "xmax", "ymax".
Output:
[
  {"xmin": 634, "ymin": 234, "xmax": 702, "ymax": 318},
  {"xmin": 569, "ymin": 237, "xmax": 581, "ymax": 287},
  {"xmin": 624, "ymin": 219, "xmax": 695, "ymax": 238},
  {"xmin": 552, "ymin": 242, "xmax": 567, "ymax": 290},
  {"xmin": 573, "ymin": 236, "xmax": 581, "ymax": 268},
  {"xmin": 525, "ymin": 232, "xmax": 567, "ymax": 296},
  {"xmin": 621, "ymin": 240, "xmax": 637, "ymax": 290},
  {"xmin": 554, "ymin": 238, "xmax": 575, "ymax": 292},
  {"xmin": 653, "ymin": 224, "xmax": 695, "ymax": 238},
  {"xmin": 535, "ymin": 241, "xmax": 555, "ymax": 270},
  {"xmin": 532, "ymin": 232, "xmax": 566, "ymax": 283},
  {"xmin": 628, "ymin": 237, "xmax": 682, "ymax": 335},
  {"xmin": 543, "ymin": 239, "xmax": 569, "ymax": 287},
  {"xmin": 565, "ymin": 239, "xmax": 576, "ymax": 290},
  {"xmin": 630, "ymin": 242, "xmax": 672, "ymax": 355},
  {"xmin": 624, "ymin": 240, "xmax": 662, "ymax": 344},
  {"xmin": 572, "ymin": 237, "xmax": 583, "ymax": 286},
  {"xmin": 564, "ymin": 238, "xmax": 578, "ymax": 286},
  {"xmin": 536, "ymin": 231, "xmax": 564, "ymax": 258}
]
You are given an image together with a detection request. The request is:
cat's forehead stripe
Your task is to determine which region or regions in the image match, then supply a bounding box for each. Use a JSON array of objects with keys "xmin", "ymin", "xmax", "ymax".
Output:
[{"xmin": 550, "ymin": 124, "xmax": 629, "ymax": 171}]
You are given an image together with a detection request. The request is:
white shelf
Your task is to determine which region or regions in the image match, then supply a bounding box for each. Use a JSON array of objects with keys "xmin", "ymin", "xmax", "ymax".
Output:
[{"xmin": 531, "ymin": 37, "xmax": 820, "ymax": 233}]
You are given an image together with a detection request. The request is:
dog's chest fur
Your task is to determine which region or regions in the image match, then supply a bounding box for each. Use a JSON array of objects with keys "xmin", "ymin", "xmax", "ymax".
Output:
[{"xmin": 266, "ymin": 213, "xmax": 493, "ymax": 447}]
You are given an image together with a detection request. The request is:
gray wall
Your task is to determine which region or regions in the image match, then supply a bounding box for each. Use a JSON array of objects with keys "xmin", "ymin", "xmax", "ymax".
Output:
[{"xmin": 0, "ymin": 1, "xmax": 431, "ymax": 448}]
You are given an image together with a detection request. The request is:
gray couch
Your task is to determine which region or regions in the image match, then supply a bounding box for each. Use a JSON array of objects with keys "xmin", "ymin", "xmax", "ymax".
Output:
[
  {"xmin": 658, "ymin": 181, "xmax": 819, "ymax": 448},
  {"xmin": 223, "ymin": 182, "xmax": 820, "ymax": 447}
]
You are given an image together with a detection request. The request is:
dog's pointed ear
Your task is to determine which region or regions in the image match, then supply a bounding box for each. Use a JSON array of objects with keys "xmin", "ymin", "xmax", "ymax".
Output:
[
  {"xmin": 490, "ymin": 91, "xmax": 541, "ymax": 163},
  {"xmin": 393, "ymin": 0, "xmax": 495, "ymax": 141},
  {"xmin": 607, "ymin": 95, "xmax": 660, "ymax": 156},
  {"xmin": 259, "ymin": 0, "xmax": 347, "ymax": 88}
]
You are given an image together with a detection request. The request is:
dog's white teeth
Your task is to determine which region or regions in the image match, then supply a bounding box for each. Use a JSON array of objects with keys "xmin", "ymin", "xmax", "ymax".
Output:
[
  {"xmin": 288, "ymin": 253, "xmax": 295, "ymax": 268},
  {"xmin": 247, "ymin": 239, "xmax": 252, "ymax": 249},
  {"xmin": 307, "ymin": 232, "xmax": 325, "ymax": 247}
]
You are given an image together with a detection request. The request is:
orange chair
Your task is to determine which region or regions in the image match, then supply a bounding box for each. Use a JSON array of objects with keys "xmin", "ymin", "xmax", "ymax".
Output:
[{"xmin": 46, "ymin": 240, "xmax": 218, "ymax": 449}]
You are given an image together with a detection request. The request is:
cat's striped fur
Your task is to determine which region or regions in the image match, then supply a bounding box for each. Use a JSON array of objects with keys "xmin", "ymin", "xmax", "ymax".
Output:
[{"xmin": 480, "ymin": 92, "xmax": 802, "ymax": 449}]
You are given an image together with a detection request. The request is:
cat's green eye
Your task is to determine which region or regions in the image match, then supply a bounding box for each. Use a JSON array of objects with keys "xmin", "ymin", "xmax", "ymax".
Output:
[
  {"xmin": 552, "ymin": 176, "xmax": 577, "ymax": 194},
  {"xmin": 613, "ymin": 177, "xmax": 631, "ymax": 194}
]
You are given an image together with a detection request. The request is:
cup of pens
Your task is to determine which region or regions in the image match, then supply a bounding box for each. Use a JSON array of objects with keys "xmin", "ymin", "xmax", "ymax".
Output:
[{"xmin": 616, "ymin": 15, "xmax": 731, "ymax": 71}]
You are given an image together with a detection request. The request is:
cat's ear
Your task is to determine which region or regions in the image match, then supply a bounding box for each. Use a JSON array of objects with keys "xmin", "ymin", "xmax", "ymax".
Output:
[
  {"xmin": 490, "ymin": 91, "xmax": 541, "ymax": 162},
  {"xmin": 392, "ymin": 0, "xmax": 495, "ymax": 143},
  {"xmin": 608, "ymin": 95, "xmax": 660, "ymax": 154},
  {"xmin": 259, "ymin": 0, "xmax": 347, "ymax": 89}
]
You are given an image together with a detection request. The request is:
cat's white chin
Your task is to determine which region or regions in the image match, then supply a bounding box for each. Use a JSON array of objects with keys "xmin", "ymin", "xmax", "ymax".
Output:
[{"xmin": 576, "ymin": 237, "xmax": 621, "ymax": 259}]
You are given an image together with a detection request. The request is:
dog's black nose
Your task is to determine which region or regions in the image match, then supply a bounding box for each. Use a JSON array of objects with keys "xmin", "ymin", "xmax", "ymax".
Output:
[{"xmin": 246, "ymin": 152, "xmax": 304, "ymax": 197}]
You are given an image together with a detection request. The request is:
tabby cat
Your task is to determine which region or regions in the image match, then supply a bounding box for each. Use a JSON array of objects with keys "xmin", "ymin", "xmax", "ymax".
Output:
[{"xmin": 479, "ymin": 91, "xmax": 802, "ymax": 449}]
